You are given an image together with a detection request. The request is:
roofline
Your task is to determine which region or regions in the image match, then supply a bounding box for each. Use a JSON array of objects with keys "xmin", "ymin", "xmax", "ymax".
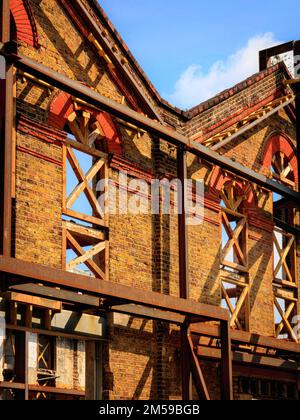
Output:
[{"xmin": 88, "ymin": 1, "xmax": 292, "ymax": 120}]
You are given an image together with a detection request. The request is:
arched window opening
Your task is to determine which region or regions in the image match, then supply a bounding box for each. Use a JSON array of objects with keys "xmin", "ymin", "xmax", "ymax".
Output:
[
  {"xmin": 62, "ymin": 108, "xmax": 109, "ymax": 280},
  {"xmin": 265, "ymin": 136, "xmax": 299, "ymax": 342},
  {"xmin": 220, "ymin": 181, "xmax": 250, "ymax": 332}
]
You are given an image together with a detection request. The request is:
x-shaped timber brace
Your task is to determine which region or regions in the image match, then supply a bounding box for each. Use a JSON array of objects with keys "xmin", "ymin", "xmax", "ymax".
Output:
[
  {"xmin": 62, "ymin": 108, "xmax": 109, "ymax": 281},
  {"xmin": 273, "ymin": 228, "xmax": 298, "ymax": 343},
  {"xmin": 0, "ymin": 21, "xmax": 300, "ymax": 398},
  {"xmin": 220, "ymin": 182, "xmax": 250, "ymax": 331},
  {"xmin": 273, "ymin": 228, "xmax": 297, "ymax": 287}
]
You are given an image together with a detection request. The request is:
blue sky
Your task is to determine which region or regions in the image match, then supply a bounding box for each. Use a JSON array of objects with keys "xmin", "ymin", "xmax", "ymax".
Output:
[{"xmin": 99, "ymin": 0, "xmax": 300, "ymax": 108}]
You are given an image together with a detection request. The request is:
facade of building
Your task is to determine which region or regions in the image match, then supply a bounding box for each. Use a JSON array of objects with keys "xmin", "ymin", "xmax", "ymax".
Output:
[{"xmin": 0, "ymin": 0, "xmax": 299, "ymax": 400}]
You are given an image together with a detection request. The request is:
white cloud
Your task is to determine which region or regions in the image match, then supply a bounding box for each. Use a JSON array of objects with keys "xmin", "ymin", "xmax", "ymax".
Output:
[{"xmin": 166, "ymin": 33, "xmax": 282, "ymax": 109}]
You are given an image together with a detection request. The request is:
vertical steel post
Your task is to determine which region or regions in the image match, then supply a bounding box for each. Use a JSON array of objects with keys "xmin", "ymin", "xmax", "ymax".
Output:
[
  {"xmin": 177, "ymin": 146, "xmax": 192, "ymax": 400},
  {"xmin": 1, "ymin": 0, "xmax": 13, "ymax": 257},
  {"xmin": 220, "ymin": 320, "xmax": 233, "ymax": 400}
]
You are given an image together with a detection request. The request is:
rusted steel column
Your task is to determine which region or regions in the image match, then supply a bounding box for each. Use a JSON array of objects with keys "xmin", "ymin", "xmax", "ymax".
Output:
[
  {"xmin": 1, "ymin": 0, "xmax": 10, "ymax": 43},
  {"xmin": 177, "ymin": 146, "xmax": 192, "ymax": 400},
  {"xmin": 220, "ymin": 320, "xmax": 233, "ymax": 400},
  {"xmin": 295, "ymin": 91, "xmax": 300, "ymax": 193},
  {"xmin": 1, "ymin": 0, "xmax": 14, "ymax": 256}
]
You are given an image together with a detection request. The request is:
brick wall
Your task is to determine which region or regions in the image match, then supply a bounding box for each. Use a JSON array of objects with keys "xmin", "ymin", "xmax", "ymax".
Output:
[{"xmin": 10, "ymin": 0, "xmax": 299, "ymax": 400}]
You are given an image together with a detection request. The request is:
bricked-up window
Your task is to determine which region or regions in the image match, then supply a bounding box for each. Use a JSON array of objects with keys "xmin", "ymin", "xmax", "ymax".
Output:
[
  {"xmin": 220, "ymin": 181, "xmax": 250, "ymax": 331},
  {"xmin": 62, "ymin": 109, "xmax": 109, "ymax": 280}
]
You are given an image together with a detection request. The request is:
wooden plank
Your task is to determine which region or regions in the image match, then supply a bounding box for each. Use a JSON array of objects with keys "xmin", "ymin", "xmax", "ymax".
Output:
[
  {"xmin": 63, "ymin": 220, "xmax": 106, "ymax": 245},
  {"xmin": 0, "ymin": 256, "xmax": 229, "ymax": 321},
  {"xmin": 63, "ymin": 209, "xmax": 107, "ymax": 228},
  {"xmin": 65, "ymin": 138, "xmax": 108, "ymax": 159},
  {"xmin": 2, "ymin": 292, "xmax": 62, "ymax": 311},
  {"xmin": 230, "ymin": 286, "xmax": 249, "ymax": 328}
]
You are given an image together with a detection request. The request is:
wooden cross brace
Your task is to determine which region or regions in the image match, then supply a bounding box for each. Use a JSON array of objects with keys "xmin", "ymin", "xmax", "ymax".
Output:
[
  {"xmin": 273, "ymin": 231, "xmax": 296, "ymax": 284},
  {"xmin": 274, "ymin": 297, "xmax": 298, "ymax": 342},
  {"xmin": 68, "ymin": 111, "xmax": 104, "ymax": 147},
  {"xmin": 221, "ymin": 211, "xmax": 247, "ymax": 269},
  {"xmin": 271, "ymin": 152, "xmax": 295, "ymax": 187},
  {"xmin": 66, "ymin": 145, "xmax": 105, "ymax": 220},
  {"xmin": 221, "ymin": 282, "xmax": 249, "ymax": 329},
  {"xmin": 66, "ymin": 230, "xmax": 106, "ymax": 280}
]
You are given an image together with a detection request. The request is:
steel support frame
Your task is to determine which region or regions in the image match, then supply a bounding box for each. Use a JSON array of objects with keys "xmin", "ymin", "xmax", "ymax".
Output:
[{"xmin": 0, "ymin": 26, "xmax": 298, "ymax": 401}]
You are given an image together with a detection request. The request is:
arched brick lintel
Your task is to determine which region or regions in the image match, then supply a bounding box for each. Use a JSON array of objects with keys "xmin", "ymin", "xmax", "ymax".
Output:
[
  {"xmin": 262, "ymin": 133, "xmax": 298, "ymax": 185},
  {"xmin": 10, "ymin": 0, "xmax": 39, "ymax": 48},
  {"xmin": 208, "ymin": 167, "xmax": 256, "ymax": 210},
  {"xmin": 48, "ymin": 91, "xmax": 123, "ymax": 155}
]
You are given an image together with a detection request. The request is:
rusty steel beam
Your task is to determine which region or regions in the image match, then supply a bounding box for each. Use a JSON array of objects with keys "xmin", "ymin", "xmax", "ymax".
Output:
[
  {"xmin": 9, "ymin": 283, "xmax": 101, "ymax": 307},
  {"xmin": 178, "ymin": 146, "xmax": 189, "ymax": 300},
  {"xmin": 1, "ymin": 0, "xmax": 10, "ymax": 43},
  {"xmin": 1, "ymin": 45, "xmax": 299, "ymax": 202},
  {"xmin": 177, "ymin": 146, "xmax": 193, "ymax": 400},
  {"xmin": 197, "ymin": 346, "xmax": 300, "ymax": 372},
  {"xmin": 1, "ymin": 2, "xmax": 13, "ymax": 255},
  {"xmin": 2, "ymin": 60, "xmax": 13, "ymax": 257},
  {"xmin": 0, "ymin": 256, "xmax": 229, "ymax": 321},
  {"xmin": 1, "ymin": 4, "xmax": 13, "ymax": 257},
  {"xmin": 296, "ymin": 91, "xmax": 300, "ymax": 193},
  {"xmin": 220, "ymin": 320, "xmax": 233, "ymax": 400},
  {"xmin": 191, "ymin": 323, "xmax": 300, "ymax": 354}
]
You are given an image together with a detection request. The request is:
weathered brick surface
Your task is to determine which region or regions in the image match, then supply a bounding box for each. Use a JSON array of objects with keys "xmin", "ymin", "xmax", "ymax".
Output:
[
  {"xmin": 14, "ymin": 131, "xmax": 63, "ymax": 268},
  {"xmin": 10, "ymin": 0, "xmax": 299, "ymax": 400}
]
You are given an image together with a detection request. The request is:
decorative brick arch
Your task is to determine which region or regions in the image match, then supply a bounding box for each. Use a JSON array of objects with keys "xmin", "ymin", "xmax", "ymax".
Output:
[
  {"xmin": 208, "ymin": 167, "xmax": 256, "ymax": 210},
  {"xmin": 49, "ymin": 91, "xmax": 123, "ymax": 155},
  {"xmin": 262, "ymin": 133, "xmax": 298, "ymax": 185},
  {"xmin": 10, "ymin": 0, "xmax": 39, "ymax": 47}
]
